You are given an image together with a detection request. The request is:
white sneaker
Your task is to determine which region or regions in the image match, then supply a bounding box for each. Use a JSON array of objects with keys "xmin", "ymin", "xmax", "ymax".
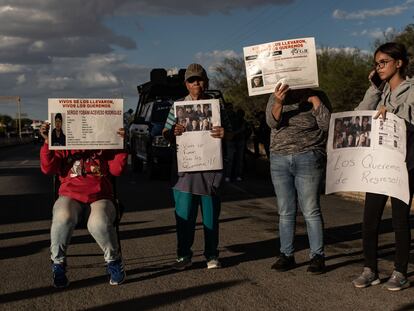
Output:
[
  {"xmin": 225, "ymin": 177, "xmax": 230, "ymax": 182},
  {"xmin": 236, "ymin": 177, "xmax": 243, "ymax": 182},
  {"xmin": 207, "ymin": 258, "xmax": 222, "ymax": 269}
]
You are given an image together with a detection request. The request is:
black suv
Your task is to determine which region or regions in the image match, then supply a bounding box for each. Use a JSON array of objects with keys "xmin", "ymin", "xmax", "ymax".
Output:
[{"xmin": 129, "ymin": 68, "xmax": 187, "ymax": 177}]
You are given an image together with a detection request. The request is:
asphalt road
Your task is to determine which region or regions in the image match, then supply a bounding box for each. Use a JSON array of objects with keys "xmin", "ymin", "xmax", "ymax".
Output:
[{"xmin": 1, "ymin": 144, "xmax": 414, "ymax": 310}]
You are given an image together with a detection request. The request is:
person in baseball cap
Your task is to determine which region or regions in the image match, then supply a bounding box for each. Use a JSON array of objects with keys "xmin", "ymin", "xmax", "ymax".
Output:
[
  {"xmin": 162, "ymin": 62, "xmax": 232, "ymax": 271},
  {"xmin": 184, "ymin": 63, "xmax": 209, "ymax": 83}
]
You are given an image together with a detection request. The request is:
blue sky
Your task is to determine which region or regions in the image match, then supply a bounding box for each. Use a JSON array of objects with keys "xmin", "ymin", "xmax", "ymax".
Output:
[{"xmin": 0, "ymin": 0, "xmax": 413, "ymax": 120}]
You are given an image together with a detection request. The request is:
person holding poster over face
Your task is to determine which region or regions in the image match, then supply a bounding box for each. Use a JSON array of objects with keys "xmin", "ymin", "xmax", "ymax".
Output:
[
  {"xmin": 39, "ymin": 123, "xmax": 127, "ymax": 288},
  {"xmin": 162, "ymin": 63, "xmax": 231, "ymax": 270},
  {"xmin": 353, "ymin": 42, "xmax": 414, "ymax": 291},
  {"xmin": 266, "ymin": 85, "xmax": 331, "ymax": 274}
]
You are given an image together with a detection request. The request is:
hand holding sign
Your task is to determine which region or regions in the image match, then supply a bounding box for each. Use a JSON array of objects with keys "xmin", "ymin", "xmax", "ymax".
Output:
[
  {"xmin": 374, "ymin": 105, "xmax": 387, "ymax": 121},
  {"xmin": 40, "ymin": 122, "xmax": 50, "ymax": 144},
  {"xmin": 210, "ymin": 126, "xmax": 224, "ymax": 139}
]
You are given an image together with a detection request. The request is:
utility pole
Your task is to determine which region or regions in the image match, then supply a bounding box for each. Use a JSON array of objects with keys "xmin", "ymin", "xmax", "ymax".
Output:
[{"xmin": 0, "ymin": 96, "xmax": 21, "ymax": 138}]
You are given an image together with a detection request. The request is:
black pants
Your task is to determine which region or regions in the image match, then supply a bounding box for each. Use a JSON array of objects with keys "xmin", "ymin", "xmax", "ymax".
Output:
[{"xmin": 362, "ymin": 170, "xmax": 414, "ymax": 275}]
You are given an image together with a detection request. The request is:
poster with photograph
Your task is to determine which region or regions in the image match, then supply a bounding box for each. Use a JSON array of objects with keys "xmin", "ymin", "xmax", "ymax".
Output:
[
  {"xmin": 175, "ymin": 99, "xmax": 223, "ymax": 172},
  {"xmin": 48, "ymin": 98, "xmax": 123, "ymax": 150},
  {"xmin": 243, "ymin": 37, "xmax": 318, "ymax": 96},
  {"xmin": 326, "ymin": 110, "xmax": 409, "ymax": 203}
]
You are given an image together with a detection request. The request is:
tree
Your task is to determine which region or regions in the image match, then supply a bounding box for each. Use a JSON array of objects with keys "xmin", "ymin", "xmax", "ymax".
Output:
[
  {"xmin": 317, "ymin": 48, "xmax": 371, "ymax": 112},
  {"xmin": 211, "ymin": 57, "xmax": 269, "ymax": 121},
  {"xmin": 374, "ymin": 24, "xmax": 414, "ymax": 77},
  {"xmin": 0, "ymin": 114, "xmax": 13, "ymax": 126}
]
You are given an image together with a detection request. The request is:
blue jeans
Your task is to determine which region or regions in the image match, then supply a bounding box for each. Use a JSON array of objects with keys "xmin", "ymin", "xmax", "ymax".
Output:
[
  {"xmin": 50, "ymin": 196, "xmax": 120, "ymax": 264},
  {"xmin": 270, "ymin": 150, "xmax": 325, "ymax": 258}
]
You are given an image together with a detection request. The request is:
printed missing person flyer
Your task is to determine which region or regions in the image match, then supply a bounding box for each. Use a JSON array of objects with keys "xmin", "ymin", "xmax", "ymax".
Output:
[
  {"xmin": 243, "ymin": 37, "xmax": 319, "ymax": 96},
  {"xmin": 326, "ymin": 111, "xmax": 409, "ymax": 203},
  {"xmin": 48, "ymin": 98, "xmax": 123, "ymax": 150},
  {"xmin": 174, "ymin": 99, "xmax": 223, "ymax": 172}
]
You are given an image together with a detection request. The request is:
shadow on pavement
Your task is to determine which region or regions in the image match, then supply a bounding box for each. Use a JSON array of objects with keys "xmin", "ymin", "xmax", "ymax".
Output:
[
  {"xmin": 0, "ymin": 193, "xmax": 53, "ymax": 224},
  {"xmin": 0, "ymin": 217, "xmax": 247, "ymax": 261},
  {"xmin": 223, "ymin": 217, "xmax": 410, "ymax": 270},
  {"xmin": 0, "ymin": 264, "xmax": 181, "ymax": 304},
  {"xmin": 0, "ymin": 228, "xmax": 50, "ymax": 240},
  {"xmin": 83, "ymin": 280, "xmax": 246, "ymax": 311}
]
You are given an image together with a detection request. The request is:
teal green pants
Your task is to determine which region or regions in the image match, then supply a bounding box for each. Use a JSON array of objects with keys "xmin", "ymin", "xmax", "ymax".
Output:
[{"xmin": 173, "ymin": 189, "xmax": 221, "ymax": 260}]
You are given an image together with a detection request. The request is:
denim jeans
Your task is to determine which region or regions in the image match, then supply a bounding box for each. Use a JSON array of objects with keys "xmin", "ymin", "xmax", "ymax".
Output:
[
  {"xmin": 50, "ymin": 196, "xmax": 120, "ymax": 264},
  {"xmin": 270, "ymin": 150, "xmax": 325, "ymax": 258},
  {"xmin": 173, "ymin": 189, "xmax": 221, "ymax": 260}
]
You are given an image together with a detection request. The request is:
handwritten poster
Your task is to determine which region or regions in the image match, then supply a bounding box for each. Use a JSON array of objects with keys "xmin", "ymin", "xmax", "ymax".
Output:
[
  {"xmin": 243, "ymin": 37, "xmax": 319, "ymax": 96},
  {"xmin": 174, "ymin": 99, "xmax": 223, "ymax": 172},
  {"xmin": 48, "ymin": 98, "xmax": 123, "ymax": 150},
  {"xmin": 326, "ymin": 111, "xmax": 409, "ymax": 203}
]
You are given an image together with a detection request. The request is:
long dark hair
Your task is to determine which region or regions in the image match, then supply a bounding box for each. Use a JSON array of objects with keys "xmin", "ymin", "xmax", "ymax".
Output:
[{"xmin": 374, "ymin": 42, "xmax": 409, "ymax": 75}]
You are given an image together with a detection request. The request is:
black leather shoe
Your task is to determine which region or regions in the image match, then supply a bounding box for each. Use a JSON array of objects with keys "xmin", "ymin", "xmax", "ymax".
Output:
[
  {"xmin": 271, "ymin": 254, "xmax": 296, "ymax": 271},
  {"xmin": 307, "ymin": 254, "xmax": 325, "ymax": 274}
]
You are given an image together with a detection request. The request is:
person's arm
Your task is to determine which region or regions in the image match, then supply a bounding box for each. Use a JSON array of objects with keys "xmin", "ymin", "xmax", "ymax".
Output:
[
  {"xmin": 309, "ymin": 96, "xmax": 331, "ymax": 132},
  {"xmin": 355, "ymin": 71, "xmax": 384, "ymax": 111},
  {"xmin": 265, "ymin": 83, "xmax": 289, "ymax": 128},
  {"xmin": 40, "ymin": 142, "xmax": 63, "ymax": 175},
  {"xmin": 108, "ymin": 152, "xmax": 128, "ymax": 176},
  {"xmin": 108, "ymin": 128, "xmax": 128, "ymax": 176},
  {"xmin": 39, "ymin": 122, "xmax": 63, "ymax": 175},
  {"xmin": 162, "ymin": 106, "xmax": 184, "ymax": 142}
]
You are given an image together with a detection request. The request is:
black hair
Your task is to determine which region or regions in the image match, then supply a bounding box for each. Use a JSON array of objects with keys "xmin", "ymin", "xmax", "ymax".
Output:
[
  {"xmin": 55, "ymin": 113, "xmax": 63, "ymax": 121},
  {"xmin": 374, "ymin": 42, "xmax": 409, "ymax": 74}
]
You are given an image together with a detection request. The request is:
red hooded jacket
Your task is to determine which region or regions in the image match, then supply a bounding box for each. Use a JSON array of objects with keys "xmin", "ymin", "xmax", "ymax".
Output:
[{"xmin": 40, "ymin": 143, "xmax": 127, "ymax": 203}]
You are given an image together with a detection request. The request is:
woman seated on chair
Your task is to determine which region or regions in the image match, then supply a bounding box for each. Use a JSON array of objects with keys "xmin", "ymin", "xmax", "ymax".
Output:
[{"xmin": 39, "ymin": 123, "xmax": 127, "ymax": 288}]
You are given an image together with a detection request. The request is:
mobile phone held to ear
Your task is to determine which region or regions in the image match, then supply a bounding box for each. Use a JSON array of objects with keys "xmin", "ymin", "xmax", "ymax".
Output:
[{"xmin": 370, "ymin": 72, "xmax": 383, "ymax": 88}]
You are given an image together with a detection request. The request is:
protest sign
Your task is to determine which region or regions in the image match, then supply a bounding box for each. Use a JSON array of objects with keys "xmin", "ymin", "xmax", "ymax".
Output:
[
  {"xmin": 243, "ymin": 37, "xmax": 318, "ymax": 96},
  {"xmin": 175, "ymin": 99, "xmax": 222, "ymax": 172},
  {"xmin": 48, "ymin": 98, "xmax": 123, "ymax": 150},
  {"xmin": 326, "ymin": 111, "xmax": 409, "ymax": 203}
]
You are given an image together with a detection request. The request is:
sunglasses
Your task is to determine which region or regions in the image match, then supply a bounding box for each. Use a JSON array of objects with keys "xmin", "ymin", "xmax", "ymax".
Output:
[{"xmin": 186, "ymin": 76, "xmax": 204, "ymax": 83}]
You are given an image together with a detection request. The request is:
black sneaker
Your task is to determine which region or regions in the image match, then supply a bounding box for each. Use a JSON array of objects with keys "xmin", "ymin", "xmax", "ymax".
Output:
[
  {"xmin": 52, "ymin": 263, "xmax": 69, "ymax": 288},
  {"xmin": 172, "ymin": 257, "xmax": 192, "ymax": 270},
  {"xmin": 271, "ymin": 254, "xmax": 296, "ymax": 271},
  {"xmin": 307, "ymin": 254, "xmax": 325, "ymax": 274},
  {"xmin": 107, "ymin": 259, "xmax": 126, "ymax": 285}
]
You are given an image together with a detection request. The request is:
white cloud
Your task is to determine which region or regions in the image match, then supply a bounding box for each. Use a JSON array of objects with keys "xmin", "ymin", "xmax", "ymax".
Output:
[
  {"xmin": 195, "ymin": 50, "xmax": 241, "ymax": 72},
  {"xmin": 0, "ymin": 63, "xmax": 25, "ymax": 73},
  {"xmin": 333, "ymin": 0, "xmax": 413, "ymax": 20},
  {"xmin": 316, "ymin": 47, "xmax": 370, "ymax": 55},
  {"xmin": 16, "ymin": 74, "xmax": 26, "ymax": 85},
  {"xmin": 0, "ymin": 0, "xmax": 293, "ymax": 119},
  {"xmin": 0, "ymin": 35, "xmax": 29, "ymax": 48},
  {"xmin": 352, "ymin": 27, "xmax": 396, "ymax": 39}
]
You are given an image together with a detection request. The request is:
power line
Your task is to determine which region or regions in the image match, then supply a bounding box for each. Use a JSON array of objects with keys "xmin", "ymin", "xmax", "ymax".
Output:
[{"xmin": 210, "ymin": 0, "xmax": 307, "ymax": 52}]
